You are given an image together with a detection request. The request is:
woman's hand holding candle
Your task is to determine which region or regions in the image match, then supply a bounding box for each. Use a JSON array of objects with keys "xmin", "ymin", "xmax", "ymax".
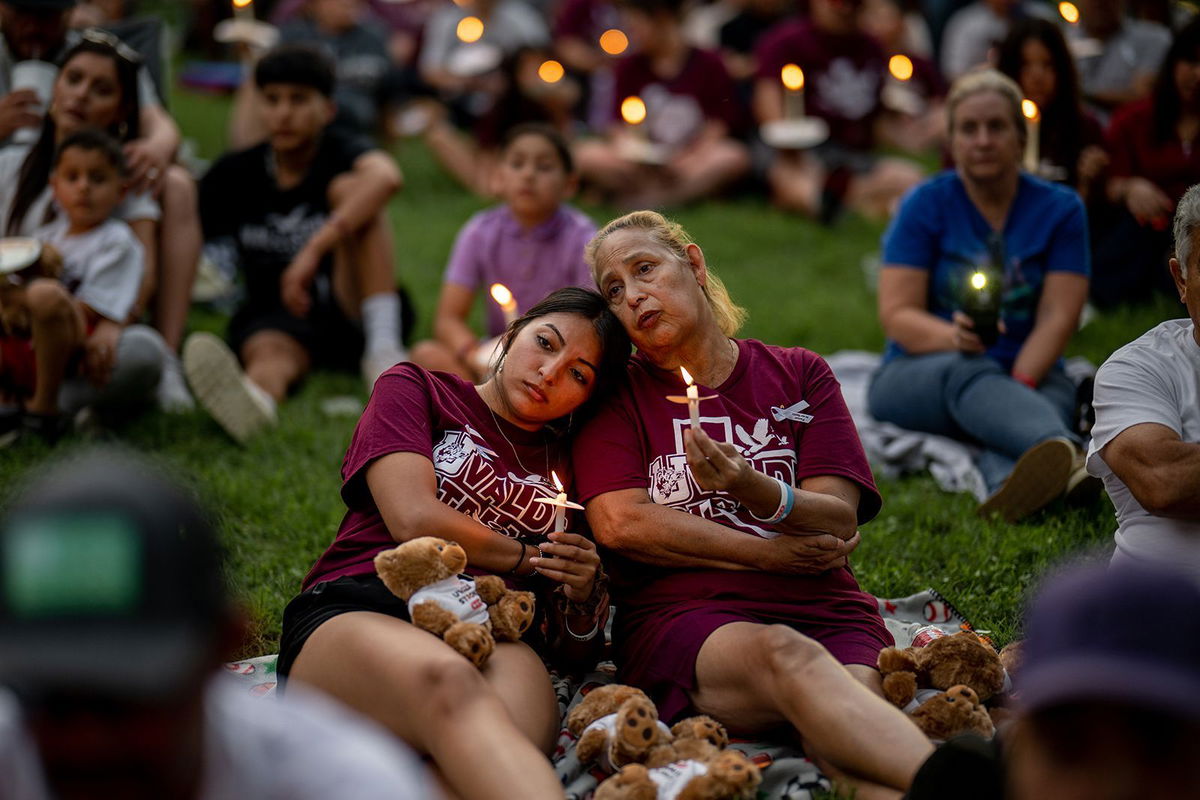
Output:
[{"xmin": 530, "ymin": 532, "xmax": 600, "ymax": 602}]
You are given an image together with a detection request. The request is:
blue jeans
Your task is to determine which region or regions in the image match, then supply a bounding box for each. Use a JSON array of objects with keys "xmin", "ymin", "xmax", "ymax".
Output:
[{"xmin": 867, "ymin": 352, "xmax": 1077, "ymax": 491}]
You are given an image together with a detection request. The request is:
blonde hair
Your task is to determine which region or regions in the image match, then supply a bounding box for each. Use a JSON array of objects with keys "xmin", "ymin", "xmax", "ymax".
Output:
[
  {"xmin": 946, "ymin": 68, "xmax": 1027, "ymax": 146},
  {"xmin": 585, "ymin": 210, "xmax": 748, "ymax": 337}
]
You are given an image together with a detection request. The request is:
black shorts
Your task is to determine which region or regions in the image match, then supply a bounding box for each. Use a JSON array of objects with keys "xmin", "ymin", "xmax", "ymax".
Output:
[
  {"xmin": 277, "ymin": 574, "xmax": 411, "ymax": 679},
  {"xmin": 228, "ymin": 282, "xmax": 416, "ymax": 373}
]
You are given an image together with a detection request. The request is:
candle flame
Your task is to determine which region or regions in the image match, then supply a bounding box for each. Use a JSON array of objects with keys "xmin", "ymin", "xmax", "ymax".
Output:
[
  {"xmin": 1058, "ymin": 1, "xmax": 1079, "ymax": 22},
  {"xmin": 1022, "ymin": 99, "xmax": 1039, "ymax": 121},
  {"xmin": 680, "ymin": 366, "xmax": 694, "ymax": 386},
  {"xmin": 970, "ymin": 271, "xmax": 987, "ymax": 290},
  {"xmin": 781, "ymin": 63, "xmax": 804, "ymax": 91},
  {"xmin": 490, "ymin": 283, "xmax": 514, "ymax": 307},
  {"xmin": 232, "ymin": 0, "xmax": 252, "ymax": 7},
  {"xmin": 621, "ymin": 95, "xmax": 647, "ymax": 125},
  {"xmin": 599, "ymin": 28, "xmax": 628, "ymax": 56},
  {"xmin": 552, "ymin": 470, "xmax": 564, "ymax": 492},
  {"xmin": 457, "ymin": 16, "xmax": 484, "ymax": 43},
  {"xmin": 538, "ymin": 59, "xmax": 564, "ymax": 84},
  {"xmin": 888, "ymin": 54, "xmax": 913, "ymax": 82}
]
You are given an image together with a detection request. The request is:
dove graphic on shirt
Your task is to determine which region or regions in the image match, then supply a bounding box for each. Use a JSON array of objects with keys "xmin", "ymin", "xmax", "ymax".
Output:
[{"xmin": 735, "ymin": 418, "xmax": 784, "ymax": 455}]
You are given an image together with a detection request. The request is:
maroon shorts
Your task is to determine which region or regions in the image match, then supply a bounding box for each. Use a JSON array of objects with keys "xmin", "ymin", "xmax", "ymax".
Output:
[
  {"xmin": 0, "ymin": 336, "xmax": 36, "ymax": 396},
  {"xmin": 613, "ymin": 566, "xmax": 892, "ymax": 722}
]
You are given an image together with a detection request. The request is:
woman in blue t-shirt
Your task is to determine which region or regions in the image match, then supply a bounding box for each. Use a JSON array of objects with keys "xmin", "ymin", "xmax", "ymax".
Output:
[{"xmin": 868, "ymin": 69, "xmax": 1092, "ymax": 523}]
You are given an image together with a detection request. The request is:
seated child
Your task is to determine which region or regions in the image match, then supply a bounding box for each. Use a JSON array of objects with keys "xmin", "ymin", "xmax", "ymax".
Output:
[
  {"xmin": 0, "ymin": 127, "xmax": 166, "ymax": 443},
  {"xmin": 410, "ymin": 123, "xmax": 596, "ymax": 380},
  {"xmin": 188, "ymin": 43, "xmax": 409, "ymax": 444}
]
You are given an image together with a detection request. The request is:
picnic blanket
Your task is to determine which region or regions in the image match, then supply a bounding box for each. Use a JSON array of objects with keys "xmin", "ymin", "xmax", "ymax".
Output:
[
  {"xmin": 826, "ymin": 351, "xmax": 1095, "ymax": 502},
  {"xmin": 223, "ymin": 589, "xmax": 973, "ymax": 799}
]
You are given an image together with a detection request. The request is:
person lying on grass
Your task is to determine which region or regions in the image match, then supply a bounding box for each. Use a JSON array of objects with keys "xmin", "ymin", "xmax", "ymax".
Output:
[{"xmin": 279, "ymin": 287, "xmax": 630, "ymax": 800}]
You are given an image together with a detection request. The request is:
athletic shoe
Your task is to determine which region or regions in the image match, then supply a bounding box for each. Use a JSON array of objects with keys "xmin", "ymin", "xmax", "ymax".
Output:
[
  {"xmin": 1064, "ymin": 448, "xmax": 1104, "ymax": 506},
  {"xmin": 157, "ymin": 352, "xmax": 196, "ymax": 413},
  {"xmin": 976, "ymin": 437, "xmax": 1076, "ymax": 523},
  {"xmin": 361, "ymin": 343, "xmax": 409, "ymax": 392},
  {"xmin": 182, "ymin": 332, "xmax": 276, "ymax": 444}
]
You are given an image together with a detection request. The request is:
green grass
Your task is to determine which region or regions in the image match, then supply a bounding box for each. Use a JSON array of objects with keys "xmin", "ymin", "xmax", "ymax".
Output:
[{"xmin": 0, "ymin": 88, "xmax": 1176, "ymax": 658}]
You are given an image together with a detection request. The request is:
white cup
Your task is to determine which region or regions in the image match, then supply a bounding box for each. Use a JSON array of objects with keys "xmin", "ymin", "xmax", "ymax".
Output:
[{"xmin": 10, "ymin": 60, "xmax": 56, "ymax": 144}]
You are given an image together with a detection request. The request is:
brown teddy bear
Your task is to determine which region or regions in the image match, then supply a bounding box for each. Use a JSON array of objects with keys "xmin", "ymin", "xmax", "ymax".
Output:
[
  {"xmin": 374, "ymin": 536, "xmax": 535, "ymax": 668},
  {"xmin": 908, "ymin": 684, "xmax": 995, "ymax": 740},
  {"xmin": 567, "ymin": 684, "xmax": 674, "ymax": 771},
  {"xmin": 877, "ymin": 630, "xmax": 1006, "ymax": 709},
  {"xmin": 594, "ymin": 749, "xmax": 762, "ymax": 800}
]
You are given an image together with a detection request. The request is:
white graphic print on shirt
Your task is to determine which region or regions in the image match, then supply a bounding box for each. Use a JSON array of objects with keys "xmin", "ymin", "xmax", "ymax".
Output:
[{"xmin": 407, "ymin": 575, "xmax": 489, "ymax": 626}]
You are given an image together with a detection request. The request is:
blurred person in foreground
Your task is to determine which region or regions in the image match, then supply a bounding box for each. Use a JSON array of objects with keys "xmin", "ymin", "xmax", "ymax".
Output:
[
  {"xmin": 1085, "ymin": 181, "xmax": 1200, "ymax": 582},
  {"xmin": 907, "ymin": 562, "xmax": 1200, "ymax": 800},
  {"xmin": 0, "ymin": 447, "xmax": 434, "ymax": 799}
]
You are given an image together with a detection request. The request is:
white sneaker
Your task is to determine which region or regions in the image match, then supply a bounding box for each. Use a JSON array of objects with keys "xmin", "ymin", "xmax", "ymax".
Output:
[
  {"xmin": 157, "ymin": 352, "xmax": 195, "ymax": 413},
  {"xmin": 361, "ymin": 343, "xmax": 409, "ymax": 391},
  {"xmin": 183, "ymin": 332, "xmax": 276, "ymax": 444}
]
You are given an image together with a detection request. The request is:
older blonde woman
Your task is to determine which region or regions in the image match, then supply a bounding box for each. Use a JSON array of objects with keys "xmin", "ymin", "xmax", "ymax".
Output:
[
  {"xmin": 868, "ymin": 69, "xmax": 1092, "ymax": 523},
  {"xmin": 573, "ymin": 210, "xmax": 934, "ymax": 798}
]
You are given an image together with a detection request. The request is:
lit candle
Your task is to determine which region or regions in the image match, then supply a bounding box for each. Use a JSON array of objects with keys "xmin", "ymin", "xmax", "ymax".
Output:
[
  {"xmin": 599, "ymin": 29, "xmax": 628, "ymax": 56},
  {"xmin": 232, "ymin": 0, "xmax": 253, "ymax": 20},
  {"xmin": 1058, "ymin": 1, "xmax": 1080, "ymax": 23},
  {"xmin": 780, "ymin": 64, "xmax": 805, "ymax": 120},
  {"xmin": 538, "ymin": 59, "xmax": 564, "ymax": 85},
  {"xmin": 533, "ymin": 470, "xmax": 584, "ymax": 533},
  {"xmin": 1021, "ymin": 99, "xmax": 1040, "ymax": 173},
  {"xmin": 621, "ymin": 95, "xmax": 647, "ymax": 137},
  {"xmin": 457, "ymin": 15, "xmax": 484, "ymax": 44},
  {"xmin": 489, "ymin": 283, "xmax": 518, "ymax": 326},
  {"xmin": 888, "ymin": 54, "xmax": 913, "ymax": 83}
]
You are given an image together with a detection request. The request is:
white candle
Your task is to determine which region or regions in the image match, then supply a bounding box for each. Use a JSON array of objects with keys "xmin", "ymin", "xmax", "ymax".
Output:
[
  {"xmin": 533, "ymin": 470, "xmax": 582, "ymax": 533},
  {"xmin": 681, "ymin": 367, "xmax": 701, "ymax": 430},
  {"xmin": 1022, "ymin": 99, "xmax": 1040, "ymax": 173},
  {"xmin": 232, "ymin": 0, "xmax": 254, "ymax": 21},
  {"xmin": 621, "ymin": 95, "xmax": 647, "ymax": 138},
  {"xmin": 490, "ymin": 283, "xmax": 518, "ymax": 326},
  {"xmin": 781, "ymin": 64, "xmax": 805, "ymax": 120}
]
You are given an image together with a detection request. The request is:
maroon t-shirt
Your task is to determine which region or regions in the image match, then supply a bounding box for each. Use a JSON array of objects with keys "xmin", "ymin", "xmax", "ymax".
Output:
[
  {"xmin": 610, "ymin": 47, "xmax": 746, "ymax": 144},
  {"xmin": 554, "ymin": 0, "xmax": 617, "ymax": 41},
  {"xmin": 1107, "ymin": 97, "xmax": 1200, "ymax": 204},
  {"xmin": 573, "ymin": 338, "xmax": 882, "ymax": 603},
  {"xmin": 304, "ymin": 364, "xmax": 572, "ymax": 589},
  {"xmin": 754, "ymin": 20, "xmax": 885, "ymax": 152}
]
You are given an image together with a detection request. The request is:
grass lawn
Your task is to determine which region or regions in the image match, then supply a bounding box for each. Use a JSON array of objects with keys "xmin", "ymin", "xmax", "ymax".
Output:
[{"xmin": 0, "ymin": 86, "xmax": 1177, "ymax": 658}]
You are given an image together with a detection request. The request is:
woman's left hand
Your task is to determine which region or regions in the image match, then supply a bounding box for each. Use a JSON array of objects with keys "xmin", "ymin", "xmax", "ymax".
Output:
[
  {"xmin": 122, "ymin": 140, "xmax": 168, "ymax": 195},
  {"xmin": 685, "ymin": 426, "xmax": 756, "ymax": 493},
  {"xmin": 530, "ymin": 531, "xmax": 600, "ymax": 603}
]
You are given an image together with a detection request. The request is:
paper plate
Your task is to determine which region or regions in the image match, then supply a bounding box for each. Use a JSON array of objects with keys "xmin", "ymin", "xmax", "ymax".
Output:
[
  {"xmin": 882, "ymin": 83, "xmax": 925, "ymax": 116},
  {"xmin": 1068, "ymin": 37, "xmax": 1104, "ymax": 59},
  {"xmin": 214, "ymin": 19, "xmax": 281, "ymax": 50},
  {"xmin": 0, "ymin": 238, "xmax": 41, "ymax": 275},
  {"xmin": 446, "ymin": 43, "xmax": 503, "ymax": 77},
  {"xmin": 665, "ymin": 394, "xmax": 718, "ymax": 403},
  {"xmin": 760, "ymin": 117, "xmax": 830, "ymax": 150},
  {"xmin": 617, "ymin": 136, "xmax": 670, "ymax": 166}
]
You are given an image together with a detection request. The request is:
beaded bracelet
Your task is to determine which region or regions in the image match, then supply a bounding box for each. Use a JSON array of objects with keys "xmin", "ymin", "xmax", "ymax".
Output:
[{"xmin": 749, "ymin": 476, "xmax": 795, "ymax": 525}]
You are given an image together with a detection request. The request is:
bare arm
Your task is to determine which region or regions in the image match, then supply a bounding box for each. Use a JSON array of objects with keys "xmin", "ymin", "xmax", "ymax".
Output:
[
  {"xmin": 752, "ymin": 78, "xmax": 782, "ymax": 124},
  {"xmin": 366, "ymin": 451, "xmax": 535, "ymax": 575},
  {"xmin": 586, "ymin": 486, "xmax": 855, "ymax": 574},
  {"xmin": 878, "ymin": 265, "xmax": 960, "ymax": 354},
  {"xmin": 432, "ymin": 282, "xmax": 480, "ymax": 363},
  {"xmin": 1010, "ymin": 272, "xmax": 1088, "ymax": 384},
  {"xmin": 1101, "ymin": 423, "xmax": 1200, "ymax": 519}
]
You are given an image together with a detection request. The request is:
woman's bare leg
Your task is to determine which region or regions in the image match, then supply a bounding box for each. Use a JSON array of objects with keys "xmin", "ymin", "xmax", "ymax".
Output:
[
  {"xmin": 240, "ymin": 330, "xmax": 310, "ymax": 403},
  {"xmin": 689, "ymin": 622, "xmax": 933, "ymax": 791},
  {"xmin": 289, "ymin": 612, "xmax": 565, "ymax": 800},
  {"xmin": 155, "ymin": 166, "xmax": 202, "ymax": 352},
  {"xmin": 482, "ymin": 641, "xmax": 561, "ymax": 753}
]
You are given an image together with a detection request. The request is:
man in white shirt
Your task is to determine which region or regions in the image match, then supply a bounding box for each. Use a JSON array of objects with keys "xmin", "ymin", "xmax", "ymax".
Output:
[
  {"xmin": 1087, "ymin": 183, "xmax": 1200, "ymax": 581},
  {"xmin": 0, "ymin": 450, "xmax": 435, "ymax": 800}
]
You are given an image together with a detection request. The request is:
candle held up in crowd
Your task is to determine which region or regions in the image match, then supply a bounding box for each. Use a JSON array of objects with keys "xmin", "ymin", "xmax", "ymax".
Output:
[
  {"xmin": 888, "ymin": 54, "xmax": 913, "ymax": 82},
  {"xmin": 533, "ymin": 471, "xmax": 583, "ymax": 533},
  {"xmin": 1022, "ymin": 99, "xmax": 1040, "ymax": 173},
  {"xmin": 621, "ymin": 95, "xmax": 647, "ymax": 137},
  {"xmin": 538, "ymin": 59, "xmax": 564, "ymax": 84},
  {"xmin": 457, "ymin": 16, "xmax": 484, "ymax": 43},
  {"xmin": 780, "ymin": 64, "xmax": 805, "ymax": 120},
  {"xmin": 680, "ymin": 367, "xmax": 701, "ymax": 429},
  {"xmin": 232, "ymin": 0, "xmax": 254, "ymax": 20},
  {"xmin": 1058, "ymin": 1, "xmax": 1080, "ymax": 23},
  {"xmin": 490, "ymin": 283, "xmax": 518, "ymax": 325},
  {"xmin": 599, "ymin": 29, "xmax": 628, "ymax": 56}
]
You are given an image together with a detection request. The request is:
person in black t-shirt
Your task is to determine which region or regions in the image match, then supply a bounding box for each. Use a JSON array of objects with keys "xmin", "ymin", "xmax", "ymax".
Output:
[{"xmin": 187, "ymin": 43, "xmax": 409, "ymax": 444}]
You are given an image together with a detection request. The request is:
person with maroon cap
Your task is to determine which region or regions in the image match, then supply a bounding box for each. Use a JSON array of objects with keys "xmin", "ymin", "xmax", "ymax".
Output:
[
  {"xmin": 576, "ymin": 210, "xmax": 934, "ymax": 797},
  {"xmin": 907, "ymin": 562, "xmax": 1200, "ymax": 799}
]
